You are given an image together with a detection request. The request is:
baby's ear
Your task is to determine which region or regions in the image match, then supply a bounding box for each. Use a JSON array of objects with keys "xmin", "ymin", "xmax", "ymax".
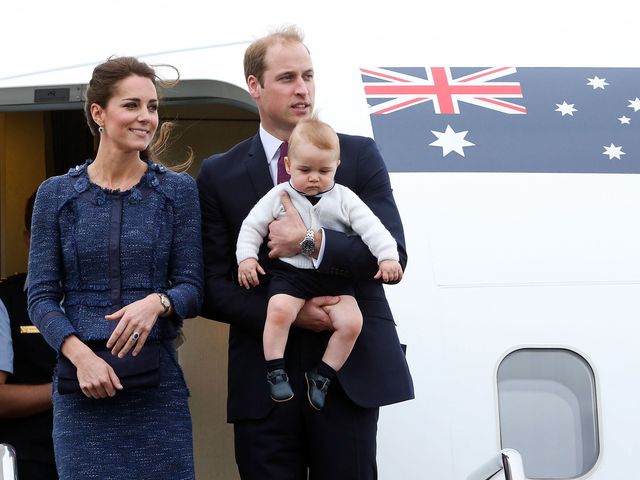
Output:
[{"xmin": 284, "ymin": 156, "xmax": 292, "ymax": 173}]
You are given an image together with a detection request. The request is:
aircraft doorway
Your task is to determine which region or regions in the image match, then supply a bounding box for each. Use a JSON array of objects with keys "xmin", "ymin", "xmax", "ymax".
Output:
[
  {"xmin": 0, "ymin": 79, "xmax": 258, "ymax": 480},
  {"xmin": 0, "ymin": 79, "xmax": 258, "ymax": 274}
]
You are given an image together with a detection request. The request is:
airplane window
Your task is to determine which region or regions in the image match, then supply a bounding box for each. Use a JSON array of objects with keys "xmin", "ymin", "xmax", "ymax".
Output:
[{"xmin": 497, "ymin": 348, "xmax": 599, "ymax": 479}]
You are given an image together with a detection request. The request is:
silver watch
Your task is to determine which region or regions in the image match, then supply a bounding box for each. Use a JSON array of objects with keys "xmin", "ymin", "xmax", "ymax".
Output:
[{"xmin": 299, "ymin": 229, "xmax": 316, "ymax": 256}]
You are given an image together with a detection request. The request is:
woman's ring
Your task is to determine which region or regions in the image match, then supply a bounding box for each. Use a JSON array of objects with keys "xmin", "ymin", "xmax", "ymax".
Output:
[{"xmin": 131, "ymin": 332, "xmax": 140, "ymax": 341}]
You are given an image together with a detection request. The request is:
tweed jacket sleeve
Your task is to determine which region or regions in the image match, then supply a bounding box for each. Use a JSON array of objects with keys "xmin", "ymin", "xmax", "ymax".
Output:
[
  {"xmin": 164, "ymin": 173, "xmax": 204, "ymax": 320},
  {"xmin": 27, "ymin": 177, "xmax": 78, "ymax": 352}
]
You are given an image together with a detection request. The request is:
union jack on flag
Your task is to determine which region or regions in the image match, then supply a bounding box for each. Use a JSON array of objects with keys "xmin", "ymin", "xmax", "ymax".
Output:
[
  {"xmin": 361, "ymin": 67, "xmax": 640, "ymax": 173},
  {"xmin": 361, "ymin": 66, "xmax": 526, "ymax": 115}
]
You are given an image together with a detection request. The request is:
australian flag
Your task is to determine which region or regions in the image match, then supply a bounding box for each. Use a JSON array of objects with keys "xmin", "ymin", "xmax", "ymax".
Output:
[{"xmin": 361, "ymin": 67, "xmax": 640, "ymax": 173}]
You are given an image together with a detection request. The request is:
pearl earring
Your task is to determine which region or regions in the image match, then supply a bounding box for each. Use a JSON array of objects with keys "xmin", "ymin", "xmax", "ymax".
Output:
[{"xmin": 98, "ymin": 126, "xmax": 105, "ymax": 134}]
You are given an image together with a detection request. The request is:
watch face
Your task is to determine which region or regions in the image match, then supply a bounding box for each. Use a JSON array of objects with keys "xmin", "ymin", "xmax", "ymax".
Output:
[
  {"xmin": 301, "ymin": 239, "xmax": 315, "ymax": 255},
  {"xmin": 300, "ymin": 229, "xmax": 315, "ymax": 256},
  {"xmin": 160, "ymin": 294, "xmax": 170, "ymax": 308}
]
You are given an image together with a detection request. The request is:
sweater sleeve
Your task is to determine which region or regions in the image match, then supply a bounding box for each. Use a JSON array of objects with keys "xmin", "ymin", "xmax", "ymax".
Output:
[
  {"xmin": 316, "ymin": 136, "xmax": 407, "ymax": 282},
  {"xmin": 27, "ymin": 178, "xmax": 78, "ymax": 352},
  {"xmin": 236, "ymin": 186, "xmax": 281, "ymax": 264},
  {"xmin": 165, "ymin": 173, "xmax": 204, "ymax": 320},
  {"xmin": 341, "ymin": 186, "xmax": 399, "ymax": 263}
]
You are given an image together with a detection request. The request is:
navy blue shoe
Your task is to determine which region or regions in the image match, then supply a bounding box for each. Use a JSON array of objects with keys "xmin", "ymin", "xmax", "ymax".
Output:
[
  {"xmin": 267, "ymin": 368, "xmax": 294, "ymax": 402},
  {"xmin": 305, "ymin": 369, "xmax": 331, "ymax": 410}
]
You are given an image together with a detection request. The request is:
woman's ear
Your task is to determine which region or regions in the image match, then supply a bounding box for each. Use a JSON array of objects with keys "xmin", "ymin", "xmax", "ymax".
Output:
[{"xmin": 90, "ymin": 103, "xmax": 104, "ymax": 127}]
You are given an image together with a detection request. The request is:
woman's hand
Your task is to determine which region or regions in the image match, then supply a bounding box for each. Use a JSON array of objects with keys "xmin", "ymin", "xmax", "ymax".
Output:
[
  {"xmin": 106, "ymin": 294, "xmax": 164, "ymax": 357},
  {"xmin": 61, "ymin": 335, "xmax": 123, "ymax": 399},
  {"xmin": 76, "ymin": 352, "xmax": 123, "ymax": 399}
]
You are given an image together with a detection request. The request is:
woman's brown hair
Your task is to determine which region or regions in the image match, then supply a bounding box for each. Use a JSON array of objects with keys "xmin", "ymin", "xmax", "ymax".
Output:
[{"xmin": 85, "ymin": 56, "xmax": 191, "ymax": 169}]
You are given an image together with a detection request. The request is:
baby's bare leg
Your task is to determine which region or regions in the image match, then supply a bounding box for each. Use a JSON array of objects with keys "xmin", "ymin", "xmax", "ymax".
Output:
[
  {"xmin": 263, "ymin": 294, "xmax": 306, "ymax": 361},
  {"xmin": 322, "ymin": 295, "xmax": 363, "ymax": 371}
]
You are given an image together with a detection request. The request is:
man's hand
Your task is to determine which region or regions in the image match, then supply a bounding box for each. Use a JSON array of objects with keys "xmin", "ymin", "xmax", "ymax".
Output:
[
  {"xmin": 268, "ymin": 192, "xmax": 306, "ymax": 258},
  {"xmin": 238, "ymin": 258, "xmax": 265, "ymax": 289},
  {"xmin": 294, "ymin": 296, "xmax": 340, "ymax": 332}
]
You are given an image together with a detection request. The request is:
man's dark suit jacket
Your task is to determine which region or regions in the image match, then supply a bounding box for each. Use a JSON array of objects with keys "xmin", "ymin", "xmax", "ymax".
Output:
[{"xmin": 197, "ymin": 133, "xmax": 414, "ymax": 422}]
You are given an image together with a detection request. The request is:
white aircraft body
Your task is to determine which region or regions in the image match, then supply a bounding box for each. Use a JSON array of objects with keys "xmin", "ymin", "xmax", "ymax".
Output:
[{"xmin": 0, "ymin": 1, "xmax": 638, "ymax": 479}]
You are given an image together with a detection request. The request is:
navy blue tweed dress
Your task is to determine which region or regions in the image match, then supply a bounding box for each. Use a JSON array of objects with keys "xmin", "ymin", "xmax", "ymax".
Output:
[{"xmin": 27, "ymin": 159, "xmax": 203, "ymax": 480}]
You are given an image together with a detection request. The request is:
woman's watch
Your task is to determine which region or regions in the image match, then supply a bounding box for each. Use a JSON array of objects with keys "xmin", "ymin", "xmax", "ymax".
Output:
[
  {"xmin": 299, "ymin": 229, "xmax": 316, "ymax": 256},
  {"xmin": 157, "ymin": 293, "xmax": 171, "ymax": 315}
]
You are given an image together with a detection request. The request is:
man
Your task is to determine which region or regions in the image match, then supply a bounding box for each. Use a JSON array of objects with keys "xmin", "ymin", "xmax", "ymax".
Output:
[
  {"xmin": 197, "ymin": 26, "xmax": 414, "ymax": 479},
  {"xmin": 0, "ymin": 192, "xmax": 58, "ymax": 479}
]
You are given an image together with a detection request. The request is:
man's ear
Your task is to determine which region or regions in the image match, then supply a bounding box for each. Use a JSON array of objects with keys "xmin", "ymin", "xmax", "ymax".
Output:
[{"xmin": 247, "ymin": 75, "xmax": 260, "ymax": 100}]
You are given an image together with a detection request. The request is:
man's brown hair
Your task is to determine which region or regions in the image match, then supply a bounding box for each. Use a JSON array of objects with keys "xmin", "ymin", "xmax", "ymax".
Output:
[{"xmin": 244, "ymin": 25, "xmax": 308, "ymax": 87}]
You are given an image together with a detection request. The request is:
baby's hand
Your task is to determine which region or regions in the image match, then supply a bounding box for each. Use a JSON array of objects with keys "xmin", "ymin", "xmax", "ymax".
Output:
[
  {"xmin": 373, "ymin": 259, "xmax": 403, "ymax": 283},
  {"xmin": 238, "ymin": 258, "xmax": 265, "ymax": 289}
]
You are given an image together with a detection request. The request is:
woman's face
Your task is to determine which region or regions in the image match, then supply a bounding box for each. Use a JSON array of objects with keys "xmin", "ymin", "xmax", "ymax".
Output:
[{"xmin": 93, "ymin": 75, "xmax": 159, "ymax": 153}]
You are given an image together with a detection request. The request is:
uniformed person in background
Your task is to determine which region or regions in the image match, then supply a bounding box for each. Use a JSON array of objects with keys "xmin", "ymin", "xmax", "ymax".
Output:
[{"xmin": 0, "ymin": 192, "xmax": 58, "ymax": 480}]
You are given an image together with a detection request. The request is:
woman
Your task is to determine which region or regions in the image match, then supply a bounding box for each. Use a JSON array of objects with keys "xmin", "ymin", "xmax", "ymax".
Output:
[{"xmin": 27, "ymin": 57, "xmax": 203, "ymax": 479}]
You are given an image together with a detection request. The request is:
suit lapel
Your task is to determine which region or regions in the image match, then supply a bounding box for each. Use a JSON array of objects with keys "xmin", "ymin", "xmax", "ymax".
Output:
[{"xmin": 244, "ymin": 134, "xmax": 274, "ymax": 198}]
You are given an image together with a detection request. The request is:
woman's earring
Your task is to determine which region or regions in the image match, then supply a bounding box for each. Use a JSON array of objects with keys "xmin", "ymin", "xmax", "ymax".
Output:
[{"xmin": 98, "ymin": 126, "xmax": 105, "ymax": 134}]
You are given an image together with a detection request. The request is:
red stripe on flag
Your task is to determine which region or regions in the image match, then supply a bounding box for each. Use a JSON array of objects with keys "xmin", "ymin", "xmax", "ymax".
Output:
[
  {"xmin": 360, "ymin": 68, "xmax": 411, "ymax": 83},
  {"xmin": 376, "ymin": 97, "xmax": 429, "ymax": 114},
  {"xmin": 459, "ymin": 67, "xmax": 513, "ymax": 83},
  {"xmin": 475, "ymin": 97, "xmax": 527, "ymax": 113}
]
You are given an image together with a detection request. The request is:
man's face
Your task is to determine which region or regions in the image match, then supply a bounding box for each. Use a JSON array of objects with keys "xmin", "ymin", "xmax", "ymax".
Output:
[{"xmin": 248, "ymin": 41, "xmax": 315, "ymax": 139}]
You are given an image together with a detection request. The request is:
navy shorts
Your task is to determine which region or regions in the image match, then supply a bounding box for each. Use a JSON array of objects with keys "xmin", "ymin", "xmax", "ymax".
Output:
[{"xmin": 268, "ymin": 260, "xmax": 354, "ymax": 300}]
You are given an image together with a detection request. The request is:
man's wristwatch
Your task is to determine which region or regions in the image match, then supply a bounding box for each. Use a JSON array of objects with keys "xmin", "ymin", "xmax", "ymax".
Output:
[
  {"xmin": 157, "ymin": 293, "xmax": 171, "ymax": 315},
  {"xmin": 299, "ymin": 229, "xmax": 316, "ymax": 256}
]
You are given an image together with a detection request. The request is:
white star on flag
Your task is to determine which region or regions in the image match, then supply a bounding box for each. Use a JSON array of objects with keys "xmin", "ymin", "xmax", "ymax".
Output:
[
  {"xmin": 555, "ymin": 101, "xmax": 577, "ymax": 116},
  {"xmin": 429, "ymin": 125, "xmax": 475, "ymax": 157},
  {"xmin": 602, "ymin": 143, "xmax": 625, "ymax": 160},
  {"xmin": 618, "ymin": 116, "xmax": 631, "ymax": 124},
  {"xmin": 587, "ymin": 76, "xmax": 609, "ymax": 89},
  {"xmin": 628, "ymin": 97, "xmax": 640, "ymax": 112}
]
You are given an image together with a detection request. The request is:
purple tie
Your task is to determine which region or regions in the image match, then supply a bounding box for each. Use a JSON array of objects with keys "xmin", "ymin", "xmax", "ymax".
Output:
[{"xmin": 277, "ymin": 141, "xmax": 290, "ymax": 184}]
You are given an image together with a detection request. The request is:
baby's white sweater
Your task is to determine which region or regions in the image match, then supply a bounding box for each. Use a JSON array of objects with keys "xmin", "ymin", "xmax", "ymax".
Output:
[{"xmin": 236, "ymin": 182, "xmax": 399, "ymax": 269}]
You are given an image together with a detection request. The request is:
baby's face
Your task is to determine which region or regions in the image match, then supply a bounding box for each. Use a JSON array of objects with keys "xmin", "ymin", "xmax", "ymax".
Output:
[{"xmin": 285, "ymin": 142, "xmax": 339, "ymax": 196}]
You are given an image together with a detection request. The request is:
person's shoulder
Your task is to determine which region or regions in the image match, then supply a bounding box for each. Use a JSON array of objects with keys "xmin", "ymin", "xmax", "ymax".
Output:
[
  {"xmin": 0, "ymin": 273, "xmax": 26, "ymax": 295},
  {"xmin": 36, "ymin": 167, "xmax": 81, "ymax": 199},
  {"xmin": 336, "ymin": 133, "xmax": 380, "ymax": 162},
  {"xmin": 149, "ymin": 163, "xmax": 198, "ymax": 200},
  {"xmin": 254, "ymin": 182, "xmax": 287, "ymax": 206},
  {"xmin": 334, "ymin": 182, "xmax": 356, "ymax": 194},
  {"xmin": 333, "ymin": 183, "xmax": 361, "ymax": 201},
  {"xmin": 158, "ymin": 165, "xmax": 195, "ymax": 186},
  {"xmin": 337, "ymin": 132, "xmax": 375, "ymax": 146},
  {"xmin": 202, "ymin": 136, "xmax": 256, "ymax": 167}
]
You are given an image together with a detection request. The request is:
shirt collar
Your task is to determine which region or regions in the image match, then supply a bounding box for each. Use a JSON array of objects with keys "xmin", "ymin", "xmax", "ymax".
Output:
[{"xmin": 259, "ymin": 125, "xmax": 286, "ymax": 164}]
